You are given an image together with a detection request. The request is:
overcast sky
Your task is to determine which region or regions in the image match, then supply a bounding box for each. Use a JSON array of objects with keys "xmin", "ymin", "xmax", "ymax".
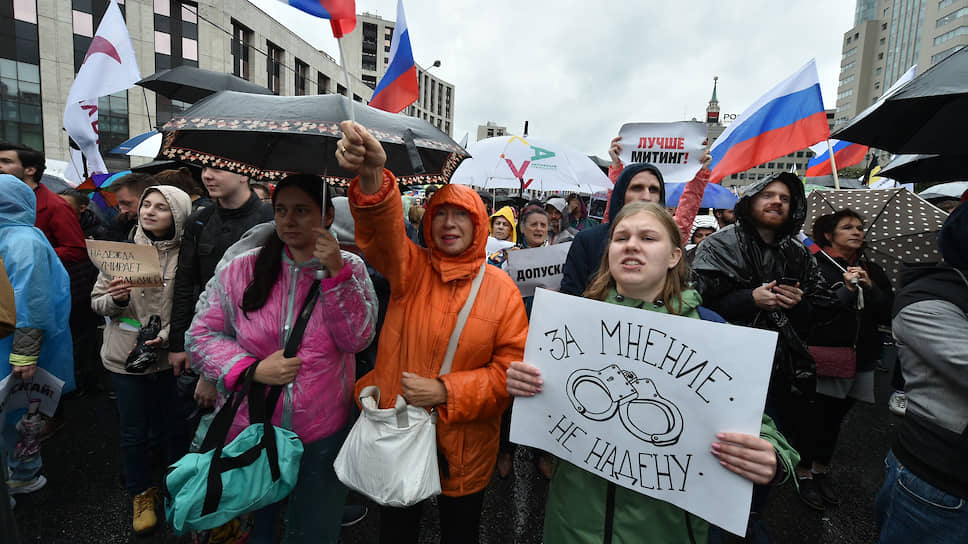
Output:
[{"xmin": 249, "ymin": 0, "xmax": 854, "ymax": 158}]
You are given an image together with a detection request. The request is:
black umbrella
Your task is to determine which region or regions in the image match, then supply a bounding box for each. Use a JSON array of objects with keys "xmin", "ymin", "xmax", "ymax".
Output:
[
  {"xmin": 159, "ymin": 91, "xmax": 468, "ymax": 185},
  {"xmin": 831, "ymin": 47, "xmax": 968, "ymax": 155},
  {"xmin": 137, "ymin": 65, "xmax": 273, "ymax": 104},
  {"xmin": 878, "ymin": 153, "xmax": 968, "ymax": 183}
]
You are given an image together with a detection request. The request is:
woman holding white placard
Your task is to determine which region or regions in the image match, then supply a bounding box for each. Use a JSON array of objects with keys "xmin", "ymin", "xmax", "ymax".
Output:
[{"xmin": 506, "ymin": 201, "xmax": 799, "ymax": 542}]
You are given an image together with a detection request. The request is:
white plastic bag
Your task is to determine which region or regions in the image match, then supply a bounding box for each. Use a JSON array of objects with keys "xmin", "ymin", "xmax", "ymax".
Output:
[{"xmin": 333, "ymin": 385, "xmax": 441, "ymax": 507}]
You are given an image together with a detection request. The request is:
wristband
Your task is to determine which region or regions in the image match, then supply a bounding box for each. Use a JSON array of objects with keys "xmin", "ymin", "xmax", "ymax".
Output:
[{"xmin": 9, "ymin": 353, "xmax": 39, "ymax": 367}]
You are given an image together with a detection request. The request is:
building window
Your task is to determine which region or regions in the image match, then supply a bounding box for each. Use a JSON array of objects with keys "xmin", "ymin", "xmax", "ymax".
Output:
[
  {"xmin": 839, "ymin": 74, "xmax": 855, "ymax": 87},
  {"xmin": 880, "ymin": 37, "xmax": 886, "ymax": 44},
  {"xmin": 937, "ymin": 7, "xmax": 967, "ymax": 27},
  {"xmin": 0, "ymin": 59, "xmax": 43, "ymax": 150},
  {"xmin": 881, "ymin": 22, "xmax": 887, "ymax": 30},
  {"xmin": 98, "ymin": 91, "xmax": 129, "ymax": 159},
  {"xmin": 874, "ymin": 81, "xmax": 881, "ymax": 89},
  {"xmin": 939, "ymin": 0, "xmax": 956, "ymax": 9},
  {"xmin": 932, "ymin": 45, "xmax": 964, "ymax": 64},
  {"xmin": 266, "ymin": 41, "xmax": 282, "ymax": 94},
  {"xmin": 935, "ymin": 26, "xmax": 968, "ymax": 45},
  {"xmin": 361, "ymin": 22, "xmax": 377, "ymax": 71},
  {"xmin": 353, "ymin": 94, "xmax": 362, "ymax": 103},
  {"xmin": 846, "ymin": 36, "xmax": 852, "ymax": 44},
  {"xmin": 232, "ymin": 20, "xmax": 252, "ymax": 80},
  {"xmin": 877, "ymin": 52, "xmax": 883, "ymax": 59},
  {"xmin": 876, "ymin": 66, "xmax": 883, "ymax": 74},
  {"xmin": 842, "ymin": 60, "xmax": 855, "ymax": 71},
  {"xmin": 72, "ymin": 10, "xmax": 94, "ymax": 37},
  {"xmin": 317, "ymin": 73, "xmax": 330, "ymax": 94},
  {"xmin": 337, "ymin": 84, "xmax": 346, "ymax": 96},
  {"xmin": 837, "ymin": 89, "xmax": 854, "ymax": 100},
  {"xmin": 842, "ymin": 47, "xmax": 857, "ymax": 59},
  {"xmin": 294, "ymin": 58, "xmax": 308, "ymax": 95},
  {"xmin": 362, "ymin": 74, "xmax": 376, "ymax": 89}
]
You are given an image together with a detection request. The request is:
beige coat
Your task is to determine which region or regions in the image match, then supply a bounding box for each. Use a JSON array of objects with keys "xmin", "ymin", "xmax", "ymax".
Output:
[{"xmin": 91, "ymin": 186, "xmax": 191, "ymax": 375}]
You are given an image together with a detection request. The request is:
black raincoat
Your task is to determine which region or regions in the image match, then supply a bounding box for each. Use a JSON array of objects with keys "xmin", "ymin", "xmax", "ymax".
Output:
[{"xmin": 692, "ymin": 173, "xmax": 837, "ymax": 398}]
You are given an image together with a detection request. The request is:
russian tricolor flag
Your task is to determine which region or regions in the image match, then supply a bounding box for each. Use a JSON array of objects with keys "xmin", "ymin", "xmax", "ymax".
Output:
[
  {"xmin": 709, "ymin": 60, "xmax": 830, "ymax": 184},
  {"xmin": 369, "ymin": 0, "xmax": 419, "ymax": 113},
  {"xmin": 278, "ymin": 0, "xmax": 356, "ymax": 37},
  {"xmin": 797, "ymin": 232, "xmax": 823, "ymax": 255},
  {"xmin": 805, "ymin": 139, "xmax": 869, "ymax": 177}
]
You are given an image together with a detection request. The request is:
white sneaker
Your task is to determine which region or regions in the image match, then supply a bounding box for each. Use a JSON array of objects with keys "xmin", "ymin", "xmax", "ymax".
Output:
[
  {"xmin": 6, "ymin": 474, "xmax": 47, "ymax": 495},
  {"xmin": 888, "ymin": 391, "xmax": 907, "ymax": 416}
]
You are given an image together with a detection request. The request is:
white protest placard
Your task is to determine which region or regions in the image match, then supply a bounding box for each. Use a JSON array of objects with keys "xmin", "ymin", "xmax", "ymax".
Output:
[
  {"xmin": 505, "ymin": 242, "xmax": 571, "ymax": 297},
  {"xmin": 0, "ymin": 368, "xmax": 66, "ymax": 422},
  {"xmin": 510, "ymin": 289, "xmax": 777, "ymax": 536},
  {"xmin": 485, "ymin": 236, "xmax": 515, "ymax": 256},
  {"xmin": 618, "ymin": 122, "xmax": 708, "ymax": 183},
  {"xmin": 86, "ymin": 239, "xmax": 164, "ymax": 287}
]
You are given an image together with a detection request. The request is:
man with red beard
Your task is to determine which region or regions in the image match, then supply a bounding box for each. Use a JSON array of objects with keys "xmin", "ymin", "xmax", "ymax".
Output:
[
  {"xmin": 693, "ymin": 172, "xmax": 835, "ymax": 419},
  {"xmin": 691, "ymin": 172, "xmax": 837, "ymax": 541}
]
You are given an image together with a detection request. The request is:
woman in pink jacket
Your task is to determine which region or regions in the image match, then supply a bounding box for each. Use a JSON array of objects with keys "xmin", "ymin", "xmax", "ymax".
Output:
[{"xmin": 187, "ymin": 174, "xmax": 378, "ymax": 544}]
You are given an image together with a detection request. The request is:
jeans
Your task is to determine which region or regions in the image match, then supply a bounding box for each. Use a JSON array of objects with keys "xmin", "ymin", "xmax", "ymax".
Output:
[
  {"xmin": 110, "ymin": 370, "xmax": 187, "ymax": 495},
  {"xmin": 379, "ymin": 490, "xmax": 486, "ymax": 544},
  {"xmin": 875, "ymin": 450, "xmax": 968, "ymax": 543},
  {"xmin": 250, "ymin": 426, "xmax": 350, "ymax": 544},
  {"xmin": 1, "ymin": 417, "xmax": 42, "ymax": 483}
]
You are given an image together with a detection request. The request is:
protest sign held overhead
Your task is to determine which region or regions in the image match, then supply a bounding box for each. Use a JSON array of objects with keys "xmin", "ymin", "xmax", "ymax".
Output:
[
  {"xmin": 510, "ymin": 289, "xmax": 778, "ymax": 536},
  {"xmin": 505, "ymin": 243, "xmax": 571, "ymax": 297},
  {"xmin": 86, "ymin": 240, "xmax": 164, "ymax": 287},
  {"xmin": 618, "ymin": 122, "xmax": 707, "ymax": 183}
]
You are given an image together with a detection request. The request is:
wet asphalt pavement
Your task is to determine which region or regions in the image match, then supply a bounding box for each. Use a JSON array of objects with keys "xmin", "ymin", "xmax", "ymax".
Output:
[{"xmin": 12, "ymin": 366, "xmax": 898, "ymax": 543}]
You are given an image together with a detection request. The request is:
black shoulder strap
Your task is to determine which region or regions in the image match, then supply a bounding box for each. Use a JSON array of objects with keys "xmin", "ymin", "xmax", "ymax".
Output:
[{"xmin": 284, "ymin": 279, "xmax": 321, "ymax": 358}]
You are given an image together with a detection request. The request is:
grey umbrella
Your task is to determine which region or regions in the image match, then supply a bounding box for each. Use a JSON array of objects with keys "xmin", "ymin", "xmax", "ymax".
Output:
[
  {"xmin": 832, "ymin": 47, "xmax": 968, "ymax": 155},
  {"xmin": 804, "ymin": 188, "xmax": 949, "ymax": 290},
  {"xmin": 137, "ymin": 65, "xmax": 273, "ymax": 104}
]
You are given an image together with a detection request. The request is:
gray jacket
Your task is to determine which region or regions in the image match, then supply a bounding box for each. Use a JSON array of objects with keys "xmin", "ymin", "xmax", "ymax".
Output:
[{"xmin": 891, "ymin": 263, "xmax": 968, "ymax": 499}]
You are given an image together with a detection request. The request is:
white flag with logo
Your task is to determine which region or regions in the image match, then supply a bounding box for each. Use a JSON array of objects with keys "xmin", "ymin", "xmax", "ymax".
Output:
[{"xmin": 62, "ymin": 0, "xmax": 140, "ymax": 175}]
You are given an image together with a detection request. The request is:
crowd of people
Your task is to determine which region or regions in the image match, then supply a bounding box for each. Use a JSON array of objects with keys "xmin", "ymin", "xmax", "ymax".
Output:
[{"xmin": 0, "ymin": 124, "xmax": 965, "ymax": 544}]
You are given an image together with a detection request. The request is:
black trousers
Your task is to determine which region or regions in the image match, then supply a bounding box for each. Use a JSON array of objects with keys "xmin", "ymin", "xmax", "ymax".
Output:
[
  {"xmin": 378, "ymin": 490, "xmax": 486, "ymax": 544},
  {"xmin": 797, "ymin": 393, "xmax": 855, "ymax": 468}
]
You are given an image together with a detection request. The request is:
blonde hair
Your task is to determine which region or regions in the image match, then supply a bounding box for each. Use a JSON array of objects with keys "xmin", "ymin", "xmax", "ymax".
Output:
[{"xmin": 583, "ymin": 202, "xmax": 690, "ymax": 315}]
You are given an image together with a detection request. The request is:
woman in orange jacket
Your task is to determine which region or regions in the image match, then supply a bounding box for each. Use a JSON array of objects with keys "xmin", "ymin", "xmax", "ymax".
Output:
[{"xmin": 337, "ymin": 121, "xmax": 529, "ymax": 544}]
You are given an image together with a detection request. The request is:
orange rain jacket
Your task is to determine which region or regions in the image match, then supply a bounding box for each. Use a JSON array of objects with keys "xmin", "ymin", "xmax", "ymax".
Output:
[{"xmin": 349, "ymin": 170, "xmax": 528, "ymax": 497}]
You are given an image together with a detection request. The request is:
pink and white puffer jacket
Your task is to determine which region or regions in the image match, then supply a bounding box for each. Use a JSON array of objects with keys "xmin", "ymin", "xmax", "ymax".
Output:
[{"xmin": 187, "ymin": 247, "xmax": 377, "ymax": 443}]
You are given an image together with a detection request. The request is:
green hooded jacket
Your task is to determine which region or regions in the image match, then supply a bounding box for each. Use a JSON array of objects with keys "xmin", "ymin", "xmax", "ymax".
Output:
[{"xmin": 543, "ymin": 288, "xmax": 800, "ymax": 544}]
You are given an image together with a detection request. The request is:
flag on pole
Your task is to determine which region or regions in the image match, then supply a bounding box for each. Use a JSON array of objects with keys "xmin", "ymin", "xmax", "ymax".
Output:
[
  {"xmin": 278, "ymin": 0, "xmax": 357, "ymax": 37},
  {"xmin": 708, "ymin": 60, "xmax": 829, "ymax": 184},
  {"xmin": 369, "ymin": 0, "xmax": 418, "ymax": 113},
  {"xmin": 797, "ymin": 232, "xmax": 823, "ymax": 255},
  {"xmin": 805, "ymin": 139, "xmax": 869, "ymax": 177},
  {"xmin": 62, "ymin": 0, "xmax": 140, "ymax": 175}
]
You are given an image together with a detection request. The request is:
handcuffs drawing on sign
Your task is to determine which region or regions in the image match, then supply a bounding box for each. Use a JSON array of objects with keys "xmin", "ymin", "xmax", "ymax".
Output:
[{"xmin": 566, "ymin": 364, "xmax": 684, "ymax": 447}]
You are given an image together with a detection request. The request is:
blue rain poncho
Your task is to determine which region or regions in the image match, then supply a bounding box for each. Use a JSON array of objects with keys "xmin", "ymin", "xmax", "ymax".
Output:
[{"xmin": 0, "ymin": 174, "xmax": 75, "ymax": 419}]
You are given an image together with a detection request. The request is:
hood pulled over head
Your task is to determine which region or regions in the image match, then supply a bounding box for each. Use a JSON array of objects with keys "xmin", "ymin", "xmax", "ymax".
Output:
[
  {"xmin": 0, "ymin": 174, "xmax": 36, "ymax": 227},
  {"xmin": 423, "ymin": 183, "xmax": 488, "ymax": 282},
  {"xmin": 489, "ymin": 205, "xmax": 517, "ymax": 244},
  {"xmin": 610, "ymin": 163, "xmax": 666, "ymax": 222},
  {"xmin": 734, "ymin": 172, "xmax": 807, "ymax": 239},
  {"xmin": 134, "ymin": 185, "xmax": 192, "ymax": 246}
]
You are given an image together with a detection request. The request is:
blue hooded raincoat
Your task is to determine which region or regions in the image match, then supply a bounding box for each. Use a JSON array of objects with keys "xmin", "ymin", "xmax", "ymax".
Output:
[{"xmin": 0, "ymin": 174, "xmax": 75, "ymax": 417}]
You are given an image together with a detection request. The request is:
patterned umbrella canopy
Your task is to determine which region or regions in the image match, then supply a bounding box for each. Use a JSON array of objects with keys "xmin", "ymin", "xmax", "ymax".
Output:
[
  {"xmin": 804, "ymin": 188, "xmax": 948, "ymax": 290},
  {"xmin": 160, "ymin": 91, "xmax": 468, "ymax": 186}
]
